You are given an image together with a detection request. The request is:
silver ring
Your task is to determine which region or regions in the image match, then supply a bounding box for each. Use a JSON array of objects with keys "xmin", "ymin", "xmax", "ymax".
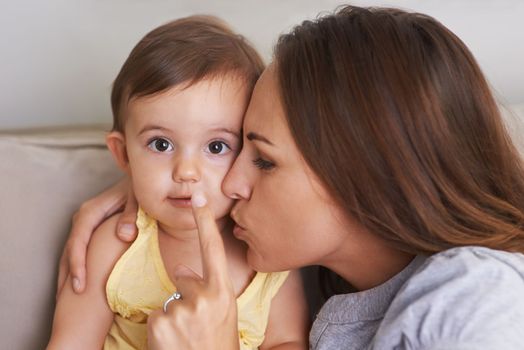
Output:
[{"xmin": 163, "ymin": 291, "xmax": 182, "ymax": 313}]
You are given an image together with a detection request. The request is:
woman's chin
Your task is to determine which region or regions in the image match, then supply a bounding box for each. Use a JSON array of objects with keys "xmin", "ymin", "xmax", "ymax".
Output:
[
  {"xmin": 246, "ymin": 249, "xmax": 280, "ymax": 273},
  {"xmin": 245, "ymin": 249, "xmax": 262, "ymax": 271}
]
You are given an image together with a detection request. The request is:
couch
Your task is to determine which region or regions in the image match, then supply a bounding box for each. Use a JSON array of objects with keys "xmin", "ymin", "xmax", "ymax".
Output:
[{"xmin": 1, "ymin": 104, "xmax": 523, "ymax": 349}]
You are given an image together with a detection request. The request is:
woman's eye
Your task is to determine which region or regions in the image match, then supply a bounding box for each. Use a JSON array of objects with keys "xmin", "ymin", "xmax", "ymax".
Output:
[
  {"xmin": 252, "ymin": 157, "xmax": 275, "ymax": 171},
  {"xmin": 147, "ymin": 138, "xmax": 173, "ymax": 152},
  {"xmin": 207, "ymin": 141, "xmax": 230, "ymax": 155}
]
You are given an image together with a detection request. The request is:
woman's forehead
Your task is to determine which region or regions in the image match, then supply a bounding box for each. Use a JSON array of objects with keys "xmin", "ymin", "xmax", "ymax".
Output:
[{"xmin": 244, "ymin": 68, "xmax": 284, "ymax": 133}]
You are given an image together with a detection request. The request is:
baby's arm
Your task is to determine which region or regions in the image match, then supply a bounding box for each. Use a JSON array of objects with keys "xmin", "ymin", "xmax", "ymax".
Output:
[
  {"xmin": 47, "ymin": 214, "xmax": 130, "ymax": 349},
  {"xmin": 260, "ymin": 269, "xmax": 310, "ymax": 350}
]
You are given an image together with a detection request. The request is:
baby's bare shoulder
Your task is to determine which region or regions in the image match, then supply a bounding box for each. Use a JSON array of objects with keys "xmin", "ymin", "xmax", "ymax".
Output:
[{"xmin": 89, "ymin": 213, "xmax": 131, "ymax": 261}]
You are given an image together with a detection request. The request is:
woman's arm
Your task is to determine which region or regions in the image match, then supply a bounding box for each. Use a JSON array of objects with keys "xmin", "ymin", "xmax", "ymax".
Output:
[
  {"xmin": 260, "ymin": 269, "xmax": 310, "ymax": 350},
  {"xmin": 56, "ymin": 177, "xmax": 138, "ymax": 295},
  {"xmin": 48, "ymin": 214, "xmax": 130, "ymax": 349}
]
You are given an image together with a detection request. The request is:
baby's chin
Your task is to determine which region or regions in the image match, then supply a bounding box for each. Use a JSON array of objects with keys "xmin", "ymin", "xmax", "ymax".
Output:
[
  {"xmin": 157, "ymin": 217, "xmax": 198, "ymax": 232},
  {"xmin": 144, "ymin": 201, "xmax": 233, "ymax": 230},
  {"xmin": 157, "ymin": 217, "xmax": 232, "ymax": 236}
]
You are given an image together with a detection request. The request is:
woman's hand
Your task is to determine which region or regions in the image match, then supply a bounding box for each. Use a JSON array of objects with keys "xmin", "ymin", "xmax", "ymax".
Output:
[
  {"xmin": 147, "ymin": 191, "xmax": 239, "ymax": 350},
  {"xmin": 56, "ymin": 177, "xmax": 138, "ymax": 295}
]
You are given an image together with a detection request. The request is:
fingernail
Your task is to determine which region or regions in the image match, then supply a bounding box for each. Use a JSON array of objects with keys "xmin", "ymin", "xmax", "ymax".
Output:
[
  {"xmin": 73, "ymin": 278, "xmax": 80, "ymax": 292},
  {"xmin": 119, "ymin": 224, "xmax": 134, "ymax": 238},
  {"xmin": 192, "ymin": 191, "xmax": 207, "ymax": 208}
]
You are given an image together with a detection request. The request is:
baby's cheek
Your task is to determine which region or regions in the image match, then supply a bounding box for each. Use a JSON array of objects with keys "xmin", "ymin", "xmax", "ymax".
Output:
[
  {"xmin": 212, "ymin": 194, "xmax": 235, "ymax": 219},
  {"xmin": 132, "ymin": 172, "xmax": 165, "ymax": 202}
]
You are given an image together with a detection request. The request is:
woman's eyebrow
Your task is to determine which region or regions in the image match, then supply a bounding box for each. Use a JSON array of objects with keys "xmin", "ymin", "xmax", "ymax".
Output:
[{"xmin": 246, "ymin": 132, "xmax": 274, "ymax": 146}]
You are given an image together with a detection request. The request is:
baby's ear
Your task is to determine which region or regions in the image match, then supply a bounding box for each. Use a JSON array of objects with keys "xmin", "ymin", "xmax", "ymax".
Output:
[{"xmin": 106, "ymin": 131, "xmax": 129, "ymax": 172}]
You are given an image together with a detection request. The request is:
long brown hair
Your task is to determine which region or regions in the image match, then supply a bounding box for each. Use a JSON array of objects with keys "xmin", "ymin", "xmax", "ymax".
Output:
[
  {"xmin": 111, "ymin": 15, "xmax": 264, "ymax": 132},
  {"xmin": 274, "ymin": 6, "xmax": 524, "ymax": 272}
]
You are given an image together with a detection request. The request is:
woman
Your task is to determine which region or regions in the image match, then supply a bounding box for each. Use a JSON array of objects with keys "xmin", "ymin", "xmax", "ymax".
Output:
[{"xmin": 58, "ymin": 5, "xmax": 524, "ymax": 349}]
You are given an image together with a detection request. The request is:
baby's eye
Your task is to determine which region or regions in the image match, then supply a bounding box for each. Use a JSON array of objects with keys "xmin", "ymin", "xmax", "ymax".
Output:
[
  {"xmin": 147, "ymin": 138, "xmax": 173, "ymax": 152},
  {"xmin": 207, "ymin": 141, "xmax": 230, "ymax": 155}
]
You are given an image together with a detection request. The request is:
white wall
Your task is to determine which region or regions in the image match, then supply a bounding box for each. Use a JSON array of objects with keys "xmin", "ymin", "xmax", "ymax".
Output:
[{"xmin": 1, "ymin": 0, "xmax": 523, "ymax": 129}]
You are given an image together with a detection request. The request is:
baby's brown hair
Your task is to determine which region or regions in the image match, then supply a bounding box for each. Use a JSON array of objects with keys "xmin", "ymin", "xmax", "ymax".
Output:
[{"xmin": 111, "ymin": 15, "xmax": 264, "ymax": 132}]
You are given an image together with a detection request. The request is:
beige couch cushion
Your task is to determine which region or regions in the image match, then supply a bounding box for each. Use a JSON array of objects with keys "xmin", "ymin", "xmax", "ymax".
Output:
[{"xmin": 0, "ymin": 126, "xmax": 122, "ymax": 349}]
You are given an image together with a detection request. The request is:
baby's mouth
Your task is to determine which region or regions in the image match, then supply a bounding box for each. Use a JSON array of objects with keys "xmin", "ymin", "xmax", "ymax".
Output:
[{"xmin": 167, "ymin": 196, "xmax": 193, "ymax": 208}]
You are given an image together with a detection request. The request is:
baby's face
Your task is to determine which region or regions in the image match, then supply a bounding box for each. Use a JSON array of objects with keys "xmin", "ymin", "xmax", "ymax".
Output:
[{"xmin": 123, "ymin": 76, "xmax": 249, "ymax": 231}]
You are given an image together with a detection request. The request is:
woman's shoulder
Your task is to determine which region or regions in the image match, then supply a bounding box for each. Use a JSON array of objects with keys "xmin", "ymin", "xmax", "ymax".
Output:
[
  {"xmin": 391, "ymin": 246, "xmax": 524, "ymax": 305},
  {"xmin": 372, "ymin": 246, "xmax": 524, "ymax": 349},
  {"xmin": 417, "ymin": 246, "xmax": 524, "ymax": 283},
  {"xmin": 428, "ymin": 244, "xmax": 524, "ymax": 265}
]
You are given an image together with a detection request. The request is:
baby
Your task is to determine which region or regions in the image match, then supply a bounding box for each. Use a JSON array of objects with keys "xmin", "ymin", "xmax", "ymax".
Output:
[{"xmin": 47, "ymin": 15, "xmax": 308, "ymax": 350}]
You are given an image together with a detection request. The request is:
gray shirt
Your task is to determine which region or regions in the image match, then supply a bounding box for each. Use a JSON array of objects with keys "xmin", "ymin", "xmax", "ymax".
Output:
[{"xmin": 309, "ymin": 246, "xmax": 524, "ymax": 349}]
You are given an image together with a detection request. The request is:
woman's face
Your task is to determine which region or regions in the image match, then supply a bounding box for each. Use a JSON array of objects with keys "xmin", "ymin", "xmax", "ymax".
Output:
[{"xmin": 223, "ymin": 67, "xmax": 352, "ymax": 272}]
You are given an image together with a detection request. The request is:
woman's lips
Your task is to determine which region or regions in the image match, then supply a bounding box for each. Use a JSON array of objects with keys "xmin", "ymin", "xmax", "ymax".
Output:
[
  {"xmin": 233, "ymin": 223, "xmax": 247, "ymax": 238},
  {"xmin": 167, "ymin": 197, "xmax": 192, "ymax": 208},
  {"xmin": 230, "ymin": 211, "xmax": 247, "ymax": 238}
]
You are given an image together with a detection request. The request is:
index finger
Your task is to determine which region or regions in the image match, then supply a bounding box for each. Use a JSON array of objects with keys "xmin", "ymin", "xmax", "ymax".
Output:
[{"xmin": 191, "ymin": 191, "xmax": 231, "ymax": 287}]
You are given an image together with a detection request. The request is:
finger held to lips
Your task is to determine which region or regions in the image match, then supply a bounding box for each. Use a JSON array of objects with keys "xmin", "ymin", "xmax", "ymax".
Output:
[
  {"xmin": 191, "ymin": 191, "xmax": 207, "ymax": 208},
  {"xmin": 190, "ymin": 190, "xmax": 230, "ymax": 287}
]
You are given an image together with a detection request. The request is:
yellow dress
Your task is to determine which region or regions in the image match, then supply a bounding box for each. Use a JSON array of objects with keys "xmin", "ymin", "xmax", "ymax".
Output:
[{"xmin": 104, "ymin": 208, "xmax": 289, "ymax": 350}]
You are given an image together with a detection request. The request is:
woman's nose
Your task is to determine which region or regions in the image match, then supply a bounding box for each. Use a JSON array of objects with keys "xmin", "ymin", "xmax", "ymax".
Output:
[
  {"xmin": 223, "ymin": 151, "xmax": 252, "ymax": 200},
  {"xmin": 172, "ymin": 154, "xmax": 200, "ymax": 183}
]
